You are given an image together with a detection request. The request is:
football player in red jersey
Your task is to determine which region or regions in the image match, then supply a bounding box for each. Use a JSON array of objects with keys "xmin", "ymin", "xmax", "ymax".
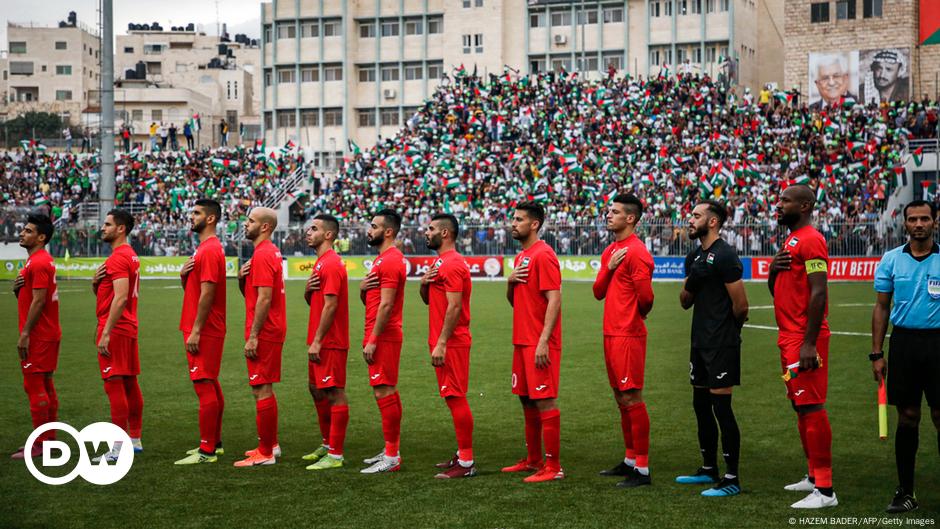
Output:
[
  {"xmin": 359, "ymin": 209, "xmax": 408, "ymax": 474},
  {"xmin": 420, "ymin": 213, "xmax": 476, "ymax": 478},
  {"xmin": 235, "ymin": 207, "xmax": 287, "ymax": 467},
  {"xmin": 92, "ymin": 209, "xmax": 144, "ymax": 461},
  {"xmin": 769, "ymin": 185, "xmax": 836, "ymax": 509},
  {"xmin": 301, "ymin": 214, "xmax": 350, "ymax": 471},
  {"xmin": 593, "ymin": 194, "xmax": 655, "ymax": 488},
  {"xmin": 12, "ymin": 214, "xmax": 61, "ymax": 460},
  {"xmin": 501, "ymin": 201, "xmax": 564, "ymax": 483},
  {"xmin": 175, "ymin": 199, "xmax": 227, "ymax": 465}
]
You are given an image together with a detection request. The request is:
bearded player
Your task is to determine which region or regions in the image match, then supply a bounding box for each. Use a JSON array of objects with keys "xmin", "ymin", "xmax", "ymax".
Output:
[
  {"xmin": 234, "ymin": 207, "xmax": 287, "ymax": 467},
  {"xmin": 92, "ymin": 209, "xmax": 144, "ymax": 462},
  {"xmin": 769, "ymin": 184, "xmax": 837, "ymax": 509},
  {"xmin": 12, "ymin": 214, "xmax": 61, "ymax": 460},
  {"xmin": 420, "ymin": 213, "xmax": 476, "ymax": 479},
  {"xmin": 175, "ymin": 199, "xmax": 227, "ymax": 465},
  {"xmin": 359, "ymin": 209, "xmax": 408, "ymax": 474},
  {"xmin": 502, "ymin": 201, "xmax": 564, "ymax": 483},
  {"xmin": 301, "ymin": 214, "xmax": 350, "ymax": 471}
]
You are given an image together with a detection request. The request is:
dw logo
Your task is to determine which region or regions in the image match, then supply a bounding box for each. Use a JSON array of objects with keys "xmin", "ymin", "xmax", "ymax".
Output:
[{"xmin": 24, "ymin": 422, "xmax": 134, "ymax": 485}]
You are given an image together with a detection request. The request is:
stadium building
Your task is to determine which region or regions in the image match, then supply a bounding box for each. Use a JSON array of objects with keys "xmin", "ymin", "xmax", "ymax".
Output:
[{"xmin": 259, "ymin": 0, "xmax": 784, "ymax": 164}]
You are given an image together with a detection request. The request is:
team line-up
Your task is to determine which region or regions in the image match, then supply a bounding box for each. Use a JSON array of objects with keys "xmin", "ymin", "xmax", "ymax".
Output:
[{"xmin": 12, "ymin": 187, "xmax": 940, "ymax": 513}]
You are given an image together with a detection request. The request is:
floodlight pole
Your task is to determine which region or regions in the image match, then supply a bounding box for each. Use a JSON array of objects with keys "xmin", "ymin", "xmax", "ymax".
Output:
[{"xmin": 99, "ymin": 0, "xmax": 115, "ymax": 225}]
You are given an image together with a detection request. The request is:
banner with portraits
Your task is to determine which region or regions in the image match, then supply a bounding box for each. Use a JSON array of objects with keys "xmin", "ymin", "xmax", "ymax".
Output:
[{"xmin": 808, "ymin": 48, "xmax": 911, "ymax": 109}]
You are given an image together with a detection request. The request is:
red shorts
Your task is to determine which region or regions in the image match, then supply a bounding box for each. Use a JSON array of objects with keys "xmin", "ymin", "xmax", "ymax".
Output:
[
  {"xmin": 368, "ymin": 340, "xmax": 402, "ymax": 387},
  {"xmin": 432, "ymin": 344, "xmax": 470, "ymax": 398},
  {"xmin": 246, "ymin": 339, "xmax": 283, "ymax": 386},
  {"xmin": 22, "ymin": 340, "xmax": 59, "ymax": 374},
  {"xmin": 308, "ymin": 348, "xmax": 348, "ymax": 389},
  {"xmin": 604, "ymin": 335, "xmax": 646, "ymax": 391},
  {"xmin": 184, "ymin": 332, "xmax": 225, "ymax": 381},
  {"xmin": 511, "ymin": 345, "xmax": 561, "ymax": 399},
  {"xmin": 779, "ymin": 332, "xmax": 830, "ymax": 406},
  {"xmin": 97, "ymin": 331, "xmax": 140, "ymax": 379}
]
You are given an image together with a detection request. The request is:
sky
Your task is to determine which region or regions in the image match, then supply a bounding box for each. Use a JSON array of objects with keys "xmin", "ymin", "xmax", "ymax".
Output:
[{"xmin": 1, "ymin": 0, "xmax": 261, "ymax": 49}]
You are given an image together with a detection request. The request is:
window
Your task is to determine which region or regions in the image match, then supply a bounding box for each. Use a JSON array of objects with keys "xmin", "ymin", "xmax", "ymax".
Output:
[
  {"xmin": 264, "ymin": 112, "xmax": 273, "ymax": 129},
  {"xmin": 476, "ymin": 0, "xmax": 483, "ymax": 6},
  {"xmin": 55, "ymin": 90, "xmax": 72, "ymax": 101},
  {"xmin": 603, "ymin": 6, "xmax": 624, "ymax": 22},
  {"xmin": 677, "ymin": 48, "xmax": 687, "ymax": 63},
  {"xmin": 650, "ymin": 49, "xmax": 661, "ymax": 66},
  {"xmin": 602, "ymin": 52, "xmax": 622, "ymax": 70},
  {"xmin": 263, "ymin": 24, "xmax": 272, "ymax": 43},
  {"xmin": 706, "ymin": 0, "xmax": 716, "ymax": 12},
  {"xmin": 301, "ymin": 66, "xmax": 319, "ymax": 82},
  {"xmin": 404, "ymin": 63, "xmax": 423, "ymax": 80},
  {"xmin": 132, "ymin": 109, "xmax": 144, "ymax": 121},
  {"xmin": 301, "ymin": 20, "xmax": 319, "ymax": 38},
  {"xmin": 693, "ymin": 46, "xmax": 702, "ymax": 63},
  {"xmin": 359, "ymin": 21, "xmax": 376, "ymax": 38},
  {"xmin": 706, "ymin": 47, "xmax": 716, "ymax": 62},
  {"xmin": 359, "ymin": 109, "xmax": 376, "ymax": 127},
  {"xmin": 530, "ymin": 57, "xmax": 547, "ymax": 73},
  {"xmin": 277, "ymin": 22, "xmax": 296, "ymax": 39},
  {"xmin": 863, "ymin": 0, "xmax": 882, "ymax": 17},
  {"xmin": 323, "ymin": 108, "xmax": 343, "ymax": 126},
  {"xmin": 427, "ymin": 62, "xmax": 444, "ymax": 79},
  {"xmin": 576, "ymin": 56, "xmax": 599, "ymax": 71},
  {"xmin": 474, "ymin": 34, "xmax": 483, "ymax": 53},
  {"xmin": 691, "ymin": 0, "xmax": 702, "ymax": 14},
  {"xmin": 650, "ymin": 1, "xmax": 661, "ymax": 17},
  {"xmin": 264, "ymin": 69, "xmax": 272, "ymax": 87},
  {"xmin": 381, "ymin": 64, "xmax": 400, "ymax": 81},
  {"xmin": 277, "ymin": 68, "xmax": 296, "ymax": 84},
  {"xmin": 10, "ymin": 42, "xmax": 27, "ymax": 54},
  {"xmin": 124, "ymin": 46, "xmax": 134, "ymax": 53},
  {"xmin": 811, "ymin": 2, "xmax": 830, "ymax": 22},
  {"xmin": 143, "ymin": 44, "xmax": 164, "ymax": 54},
  {"xmin": 381, "ymin": 21, "xmax": 399, "ymax": 37},
  {"xmin": 665, "ymin": 1, "xmax": 673, "ymax": 16},
  {"xmin": 55, "ymin": 41, "xmax": 67, "ymax": 50},
  {"xmin": 836, "ymin": 0, "xmax": 856, "ymax": 19},
  {"xmin": 301, "ymin": 109, "xmax": 318, "ymax": 127},
  {"xmin": 358, "ymin": 65, "xmax": 376, "ymax": 82},
  {"xmin": 323, "ymin": 64, "xmax": 343, "ymax": 81},
  {"xmin": 428, "ymin": 16, "xmax": 443, "ymax": 34},
  {"xmin": 323, "ymin": 19, "xmax": 342, "ymax": 36},
  {"xmin": 56, "ymin": 65, "xmax": 72, "ymax": 75},
  {"xmin": 462, "ymin": 34, "xmax": 472, "ymax": 54},
  {"xmin": 577, "ymin": 9, "xmax": 598, "ymax": 24},
  {"xmin": 679, "ymin": 0, "xmax": 689, "ymax": 15},
  {"xmin": 551, "ymin": 11, "xmax": 572, "ymax": 26},
  {"xmin": 146, "ymin": 62, "xmax": 161, "ymax": 74},
  {"xmin": 151, "ymin": 109, "xmax": 162, "ymax": 121},
  {"xmin": 462, "ymin": 0, "xmax": 471, "ymax": 6},
  {"xmin": 380, "ymin": 108, "xmax": 399, "ymax": 126},
  {"xmin": 405, "ymin": 18, "xmax": 423, "ymax": 35},
  {"xmin": 551, "ymin": 56, "xmax": 572, "ymax": 71},
  {"xmin": 719, "ymin": 0, "xmax": 729, "ymax": 11},
  {"xmin": 277, "ymin": 110, "xmax": 296, "ymax": 127},
  {"xmin": 530, "ymin": 11, "xmax": 546, "ymax": 27},
  {"xmin": 42, "ymin": 65, "xmax": 47, "ymax": 72}
]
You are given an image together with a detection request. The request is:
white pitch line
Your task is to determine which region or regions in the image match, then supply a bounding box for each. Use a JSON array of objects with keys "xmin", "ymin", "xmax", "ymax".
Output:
[
  {"xmin": 749, "ymin": 303, "xmax": 872, "ymax": 310},
  {"xmin": 744, "ymin": 323, "xmax": 875, "ymax": 337}
]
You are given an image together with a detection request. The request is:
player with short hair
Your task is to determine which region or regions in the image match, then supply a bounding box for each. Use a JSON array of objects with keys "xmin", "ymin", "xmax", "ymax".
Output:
[
  {"xmin": 175, "ymin": 199, "xmax": 227, "ymax": 465},
  {"xmin": 769, "ymin": 185, "xmax": 837, "ymax": 509},
  {"xmin": 593, "ymin": 194, "xmax": 655, "ymax": 488},
  {"xmin": 676, "ymin": 200, "xmax": 749, "ymax": 496},
  {"xmin": 302, "ymin": 214, "xmax": 351, "ymax": 471},
  {"xmin": 420, "ymin": 213, "xmax": 476, "ymax": 479},
  {"xmin": 359, "ymin": 209, "xmax": 408, "ymax": 474},
  {"xmin": 92, "ymin": 208, "xmax": 144, "ymax": 462},
  {"xmin": 501, "ymin": 201, "xmax": 564, "ymax": 483},
  {"xmin": 12, "ymin": 213, "xmax": 61, "ymax": 460},
  {"xmin": 234, "ymin": 207, "xmax": 287, "ymax": 467}
]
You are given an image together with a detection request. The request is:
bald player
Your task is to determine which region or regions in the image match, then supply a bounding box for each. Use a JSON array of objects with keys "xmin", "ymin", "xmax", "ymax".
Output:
[{"xmin": 235, "ymin": 207, "xmax": 287, "ymax": 467}]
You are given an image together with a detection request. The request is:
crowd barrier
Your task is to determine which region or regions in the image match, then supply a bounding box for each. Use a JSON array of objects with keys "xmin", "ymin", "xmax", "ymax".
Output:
[{"xmin": 0, "ymin": 256, "xmax": 239, "ymax": 280}]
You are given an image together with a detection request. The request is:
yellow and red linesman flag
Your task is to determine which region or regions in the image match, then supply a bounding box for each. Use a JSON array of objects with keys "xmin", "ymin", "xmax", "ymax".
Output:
[{"xmin": 878, "ymin": 379, "xmax": 888, "ymax": 440}]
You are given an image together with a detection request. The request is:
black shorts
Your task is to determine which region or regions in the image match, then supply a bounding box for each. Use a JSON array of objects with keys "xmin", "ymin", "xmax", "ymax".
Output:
[
  {"xmin": 887, "ymin": 327, "xmax": 940, "ymax": 408},
  {"xmin": 690, "ymin": 345, "xmax": 740, "ymax": 388}
]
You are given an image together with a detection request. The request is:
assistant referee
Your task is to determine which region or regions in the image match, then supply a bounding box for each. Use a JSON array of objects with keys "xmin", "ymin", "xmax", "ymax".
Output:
[{"xmin": 871, "ymin": 199, "xmax": 940, "ymax": 514}]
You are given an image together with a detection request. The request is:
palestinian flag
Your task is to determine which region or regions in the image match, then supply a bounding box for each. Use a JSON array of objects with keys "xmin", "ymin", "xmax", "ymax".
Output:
[
  {"xmin": 698, "ymin": 176, "xmax": 715, "ymax": 196},
  {"xmin": 128, "ymin": 146, "xmax": 141, "ymax": 159},
  {"xmin": 212, "ymin": 158, "xmax": 239, "ymax": 170},
  {"xmin": 532, "ymin": 192, "xmax": 549, "ymax": 204},
  {"xmin": 280, "ymin": 140, "xmax": 296, "ymax": 155},
  {"xmin": 823, "ymin": 119, "xmax": 838, "ymax": 135},
  {"xmin": 142, "ymin": 177, "xmax": 157, "ymax": 189},
  {"xmin": 455, "ymin": 64, "xmax": 467, "ymax": 77},
  {"xmin": 19, "ymin": 140, "xmax": 31, "ymax": 150},
  {"xmin": 267, "ymin": 155, "xmax": 279, "ymax": 173},
  {"xmin": 36, "ymin": 144, "xmax": 47, "ymax": 152},
  {"xmin": 348, "ymin": 140, "xmax": 361, "ymax": 156},
  {"xmin": 816, "ymin": 183, "xmax": 826, "ymax": 203},
  {"xmin": 255, "ymin": 139, "xmax": 265, "ymax": 152},
  {"xmin": 445, "ymin": 176, "xmax": 461, "ymax": 189},
  {"xmin": 34, "ymin": 196, "xmax": 50, "ymax": 206},
  {"xmin": 403, "ymin": 144, "xmax": 420, "ymax": 156},
  {"xmin": 923, "ymin": 181, "xmax": 937, "ymax": 201},
  {"xmin": 190, "ymin": 114, "xmax": 201, "ymax": 132},
  {"xmin": 790, "ymin": 175, "xmax": 810, "ymax": 186},
  {"xmin": 913, "ymin": 146, "xmax": 924, "ymax": 167}
]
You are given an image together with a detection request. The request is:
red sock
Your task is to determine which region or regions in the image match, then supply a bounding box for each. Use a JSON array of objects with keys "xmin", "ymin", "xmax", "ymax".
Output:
[
  {"xmin": 314, "ymin": 398, "xmax": 332, "ymax": 446},
  {"xmin": 211, "ymin": 378, "xmax": 224, "ymax": 447},
  {"xmin": 328, "ymin": 404, "xmax": 349, "ymax": 456},
  {"xmin": 804, "ymin": 409, "xmax": 833, "ymax": 488},
  {"xmin": 103, "ymin": 378, "xmax": 129, "ymax": 433},
  {"xmin": 256, "ymin": 395, "xmax": 278, "ymax": 457},
  {"xmin": 627, "ymin": 402, "xmax": 650, "ymax": 468},
  {"xmin": 523, "ymin": 406, "xmax": 542, "ymax": 465},
  {"xmin": 23, "ymin": 373, "xmax": 50, "ymax": 437},
  {"xmin": 618, "ymin": 404, "xmax": 636, "ymax": 460},
  {"xmin": 445, "ymin": 396, "xmax": 474, "ymax": 462},
  {"xmin": 377, "ymin": 393, "xmax": 401, "ymax": 457},
  {"xmin": 43, "ymin": 376, "xmax": 59, "ymax": 441},
  {"xmin": 123, "ymin": 376, "xmax": 144, "ymax": 439},
  {"xmin": 193, "ymin": 381, "xmax": 219, "ymax": 453},
  {"xmin": 540, "ymin": 409, "xmax": 561, "ymax": 471},
  {"xmin": 797, "ymin": 413, "xmax": 815, "ymax": 479}
]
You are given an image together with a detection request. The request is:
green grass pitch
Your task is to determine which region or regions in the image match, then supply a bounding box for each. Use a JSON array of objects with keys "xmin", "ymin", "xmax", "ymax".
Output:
[{"xmin": 0, "ymin": 279, "xmax": 937, "ymax": 528}]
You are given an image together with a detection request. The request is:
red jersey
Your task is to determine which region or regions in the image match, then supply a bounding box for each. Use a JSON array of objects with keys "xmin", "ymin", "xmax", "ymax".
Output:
[
  {"xmin": 307, "ymin": 249, "xmax": 349, "ymax": 350},
  {"xmin": 244, "ymin": 239, "xmax": 287, "ymax": 343},
  {"xmin": 180, "ymin": 236, "xmax": 227, "ymax": 338},
  {"xmin": 594, "ymin": 234, "xmax": 655, "ymax": 337},
  {"xmin": 428, "ymin": 250, "xmax": 472, "ymax": 347},
  {"xmin": 511, "ymin": 240, "xmax": 562, "ymax": 348},
  {"xmin": 17, "ymin": 249, "xmax": 61, "ymax": 341},
  {"xmin": 96, "ymin": 244, "xmax": 140, "ymax": 337},
  {"xmin": 364, "ymin": 246, "xmax": 407, "ymax": 343},
  {"xmin": 773, "ymin": 225, "xmax": 830, "ymax": 336}
]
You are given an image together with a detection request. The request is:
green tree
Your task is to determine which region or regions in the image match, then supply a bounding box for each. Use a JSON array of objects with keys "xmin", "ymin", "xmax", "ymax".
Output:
[{"xmin": 3, "ymin": 111, "xmax": 64, "ymax": 147}]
